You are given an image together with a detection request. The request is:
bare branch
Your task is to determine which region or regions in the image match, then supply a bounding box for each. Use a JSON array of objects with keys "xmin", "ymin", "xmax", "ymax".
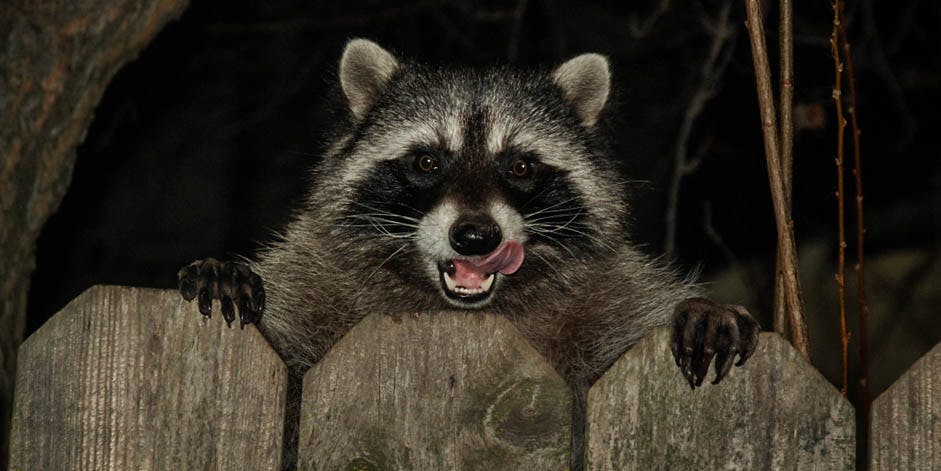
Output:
[
  {"xmin": 839, "ymin": 0, "xmax": 871, "ymax": 440},
  {"xmin": 831, "ymin": 0, "xmax": 850, "ymax": 397},
  {"xmin": 628, "ymin": 0, "xmax": 672, "ymax": 39},
  {"xmin": 663, "ymin": 0, "xmax": 736, "ymax": 258},
  {"xmin": 744, "ymin": 0, "xmax": 810, "ymax": 361},
  {"xmin": 702, "ymin": 201, "xmax": 761, "ymax": 310},
  {"xmin": 773, "ymin": 0, "xmax": 795, "ymax": 334}
]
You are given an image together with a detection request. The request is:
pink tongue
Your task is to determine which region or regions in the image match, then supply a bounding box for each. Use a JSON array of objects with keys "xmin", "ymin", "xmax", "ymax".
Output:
[{"xmin": 451, "ymin": 240, "xmax": 525, "ymax": 289}]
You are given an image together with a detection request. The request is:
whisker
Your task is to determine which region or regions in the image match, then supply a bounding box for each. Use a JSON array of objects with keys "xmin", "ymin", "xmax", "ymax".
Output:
[
  {"xmin": 526, "ymin": 204, "xmax": 585, "ymax": 215},
  {"xmin": 345, "ymin": 215, "xmax": 418, "ymax": 241},
  {"xmin": 364, "ymin": 243, "xmax": 410, "ymax": 283},
  {"xmin": 351, "ymin": 201, "xmax": 424, "ymax": 219},
  {"xmin": 345, "ymin": 215, "xmax": 420, "ymax": 228},
  {"xmin": 528, "ymin": 226, "xmax": 616, "ymax": 253},
  {"xmin": 523, "ymin": 197, "xmax": 580, "ymax": 218},
  {"xmin": 340, "ymin": 212, "xmax": 421, "ymax": 221},
  {"xmin": 349, "ymin": 243, "xmax": 413, "ymax": 304},
  {"xmin": 527, "ymin": 231, "xmax": 577, "ymax": 258},
  {"xmin": 525, "ymin": 213, "xmax": 587, "ymax": 225},
  {"xmin": 341, "ymin": 211, "xmax": 421, "ymax": 224},
  {"xmin": 526, "ymin": 221, "xmax": 617, "ymax": 253},
  {"xmin": 524, "ymin": 205, "xmax": 588, "ymax": 221},
  {"xmin": 531, "ymin": 251, "xmax": 567, "ymax": 281},
  {"xmin": 337, "ymin": 226, "xmax": 417, "ymax": 240},
  {"xmin": 554, "ymin": 207, "xmax": 583, "ymax": 230},
  {"xmin": 373, "ymin": 224, "xmax": 414, "ymax": 240},
  {"xmin": 527, "ymin": 209, "xmax": 582, "ymax": 234},
  {"xmin": 519, "ymin": 186, "xmax": 554, "ymax": 211}
]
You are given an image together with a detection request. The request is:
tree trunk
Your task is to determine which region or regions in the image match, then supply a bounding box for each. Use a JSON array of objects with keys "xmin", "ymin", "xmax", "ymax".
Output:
[{"xmin": 0, "ymin": 1, "xmax": 189, "ymax": 467}]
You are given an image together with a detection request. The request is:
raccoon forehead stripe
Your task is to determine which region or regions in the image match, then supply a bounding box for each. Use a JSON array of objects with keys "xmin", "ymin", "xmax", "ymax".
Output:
[
  {"xmin": 338, "ymin": 117, "xmax": 463, "ymax": 186},
  {"xmin": 485, "ymin": 114, "xmax": 515, "ymax": 156},
  {"xmin": 440, "ymin": 112, "xmax": 465, "ymax": 152}
]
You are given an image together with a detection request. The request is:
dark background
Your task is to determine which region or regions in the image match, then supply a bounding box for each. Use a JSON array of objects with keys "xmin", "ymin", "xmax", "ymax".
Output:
[{"xmin": 25, "ymin": 0, "xmax": 940, "ymax": 434}]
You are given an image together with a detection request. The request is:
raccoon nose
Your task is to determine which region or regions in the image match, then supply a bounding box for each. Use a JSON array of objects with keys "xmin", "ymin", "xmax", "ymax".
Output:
[{"xmin": 449, "ymin": 216, "xmax": 502, "ymax": 256}]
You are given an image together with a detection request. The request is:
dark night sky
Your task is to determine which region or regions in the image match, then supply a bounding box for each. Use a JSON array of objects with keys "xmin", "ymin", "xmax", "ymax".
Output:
[{"xmin": 26, "ymin": 0, "xmax": 941, "ymax": 404}]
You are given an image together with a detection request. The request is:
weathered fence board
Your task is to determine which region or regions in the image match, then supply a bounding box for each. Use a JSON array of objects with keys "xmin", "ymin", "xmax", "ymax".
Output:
[
  {"xmin": 10, "ymin": 285, "xmax": 287, "ymax": 470},
  {"xmin": 298, "ymin": 312, "xmax": 572, "ymax": 470},
  {"xmin": 30, "ymin": 285, "xmax": 941, "ymax": 469},
  {"xmin": 871, "ymin": 341, "xmax": 941, "ymax": 470},
  {"xmin": 586, "ymin": 328, "xmax": 855, "ymax": 470}
]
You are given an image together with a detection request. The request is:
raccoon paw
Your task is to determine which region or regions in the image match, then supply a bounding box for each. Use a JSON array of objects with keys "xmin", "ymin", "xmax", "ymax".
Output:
[
  {"xmin": 177, "ymin": 258, "xmax": 265, "ymax": 328},
  {"xmin": 670, "ymin": 297, "xmax": 759, "ymax": 389}
]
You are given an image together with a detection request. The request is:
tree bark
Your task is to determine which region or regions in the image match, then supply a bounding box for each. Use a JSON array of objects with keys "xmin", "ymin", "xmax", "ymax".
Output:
[{"xmin": 0, "ymin": 1, "xmax": 189, "ymax": 467}]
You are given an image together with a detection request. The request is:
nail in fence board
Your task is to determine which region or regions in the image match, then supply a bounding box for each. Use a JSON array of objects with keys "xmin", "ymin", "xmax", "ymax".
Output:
[
  {"xmin": 871, "ymin": 341, "xmax": 941, "ymax": 470},
  {"xmin": 10, "ymin": 285, "xmax": 287, "ymax": 470},
  {"xmin": 586, "ymin": 328, "xmax": 855, "ymax": 470},
  {"xmin": 298, "ymin": 312, "xmax": 572, "ymax": 469}
]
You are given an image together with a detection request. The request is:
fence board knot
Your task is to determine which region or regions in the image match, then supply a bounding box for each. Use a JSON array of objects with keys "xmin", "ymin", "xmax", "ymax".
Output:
[
  {"xmin": 298, "ymin": 312, "xmax": 572, "ymax": 469},
  {"xmin": 21, "ymin": 285, "xmax": 941, "ymax": 469}
]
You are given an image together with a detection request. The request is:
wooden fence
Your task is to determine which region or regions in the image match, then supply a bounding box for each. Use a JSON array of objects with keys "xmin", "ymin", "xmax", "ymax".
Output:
[{"xmin": 8, "ymin": 285, "xmax": 939, "ymax": 469}]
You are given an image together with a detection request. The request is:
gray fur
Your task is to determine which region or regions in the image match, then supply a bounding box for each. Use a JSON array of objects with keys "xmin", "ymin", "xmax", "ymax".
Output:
[
  {"xmin": 339, "ymin": 39, "xmax": 400, "ymax": 120},
  {"xmin": 255, "ymin": 39, "xmax": 699, "ymax": 384},
  {"xmin": 250, "ymin": 39, "xmax": 700, "ymax": 468},
  {"xmin": 552, "ymin": 53, "xmax": 610, "ymax": 128}
]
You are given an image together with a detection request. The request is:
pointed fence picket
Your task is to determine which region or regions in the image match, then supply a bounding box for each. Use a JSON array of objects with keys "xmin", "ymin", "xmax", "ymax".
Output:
[{"xmin": 13, "ymin": 285, "xmax": 935, "ymax": 469}]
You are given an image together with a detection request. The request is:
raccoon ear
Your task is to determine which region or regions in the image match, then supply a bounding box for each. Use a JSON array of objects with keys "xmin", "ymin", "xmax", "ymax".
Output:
[
  {"xmin": 339, "ymin": 39, "xmax": 400, "ymax": 121},
  {"xmin": 552, "ymin": 53, "xmax": 610, "ymax": 128}
]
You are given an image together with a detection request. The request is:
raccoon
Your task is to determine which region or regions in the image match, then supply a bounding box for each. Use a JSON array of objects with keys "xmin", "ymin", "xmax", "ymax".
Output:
[{"xmin": 178, "ymin": 39, "xmax": 759, "ymax": 469}]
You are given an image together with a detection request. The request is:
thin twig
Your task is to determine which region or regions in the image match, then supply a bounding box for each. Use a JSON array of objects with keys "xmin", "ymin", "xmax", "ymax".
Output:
[
  {"xmin": 744, "ymin": 0, "xmax": 810, "ymax": 361},
  {"xmin": 779, "ymin": 0, "xmax": 794, "ymax": 197},
  {"xmin": 839, "ymin": 0, "xmax": 871, "ymax": 437},
  {"xmin": 773, "ymin": 0, "xmax": 795, "ymax": 335},
  {"xmin": 663, "ymin": 0, "xmax": 736, "ymax": 258},
  {"xmin": 628, "ymin": 0, "xmax": 672, "ymax": 39},
  {"xmin": 703, "ymin": 201, "xmax": 761, "ymax": 310},
  {"xmin": 831, "ymin": 1, "xmax": 850, "ymax": 397}
]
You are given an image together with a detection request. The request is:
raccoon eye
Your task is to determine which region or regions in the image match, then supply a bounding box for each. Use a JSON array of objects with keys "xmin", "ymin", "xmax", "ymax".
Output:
[
  {"xmin": 510, "ymin": 159, "xmax": 531, "ymax": 178},
  {"xmin": 415, "ymin": 154, "xmax": 438, "ymax": 174}
]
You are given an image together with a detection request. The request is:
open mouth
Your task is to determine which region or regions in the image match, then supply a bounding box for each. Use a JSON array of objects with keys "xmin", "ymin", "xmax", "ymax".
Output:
[
  {"xmin": 439, "ymin": 262, "xmax": 496, "ymax": 303},
  {"xmin": 436, "ymin": 240, "xmax": 525, "ymax": 305}
]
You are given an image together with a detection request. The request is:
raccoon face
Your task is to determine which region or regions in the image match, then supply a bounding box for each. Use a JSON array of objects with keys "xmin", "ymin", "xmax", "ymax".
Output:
[{"xmin": 329, "ymin": 39, "xmax": 622, "ymax": 308}]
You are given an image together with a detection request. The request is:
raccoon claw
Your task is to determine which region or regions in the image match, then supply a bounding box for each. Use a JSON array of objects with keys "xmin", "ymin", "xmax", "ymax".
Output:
[
  {"xmin": 177, "ymin": 258, "xmax": 265, "ymax": 328},
  {"xmin": 670, "ymin": 298, "xmax": 759, "ymax": 389}
]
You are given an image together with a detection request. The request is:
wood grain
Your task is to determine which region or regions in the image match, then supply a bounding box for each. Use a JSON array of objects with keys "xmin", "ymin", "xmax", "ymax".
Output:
[
  {"xmin": 586, "ymin": 328, "xmax": 854, "ymax": 470},
  {"xmin": 871, "ymin": 341, "xmax": 941, "ymax": 470},
  {"xmin": 298, "ymin": 312, "xmax": 572, "ymax": 470},
  {"xmin": 0, "ymin": 2, "xmax": 189, "ymax": 465},
  {"xmin": 9, "ymin": 285, "xmax": 287, "ymax": 470}
]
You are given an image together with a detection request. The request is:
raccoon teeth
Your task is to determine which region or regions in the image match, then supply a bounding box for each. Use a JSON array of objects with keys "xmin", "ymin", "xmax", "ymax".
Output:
[
  {"xmin": 480, "ymin": 274, "xmax": 495, "ymax": 291},
  {"xmin": 444, "ymin": 271, "xmax": 458, "ymax": 291},
  {"xmin": 442, "ymin": 272, "xmax": 496, "ymax": 294}
]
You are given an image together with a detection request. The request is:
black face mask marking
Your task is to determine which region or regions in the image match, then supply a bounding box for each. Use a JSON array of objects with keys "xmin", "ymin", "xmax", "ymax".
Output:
[{"xmin": 335, "ymin": 69, "xmax": 606, "ymax": 304}]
